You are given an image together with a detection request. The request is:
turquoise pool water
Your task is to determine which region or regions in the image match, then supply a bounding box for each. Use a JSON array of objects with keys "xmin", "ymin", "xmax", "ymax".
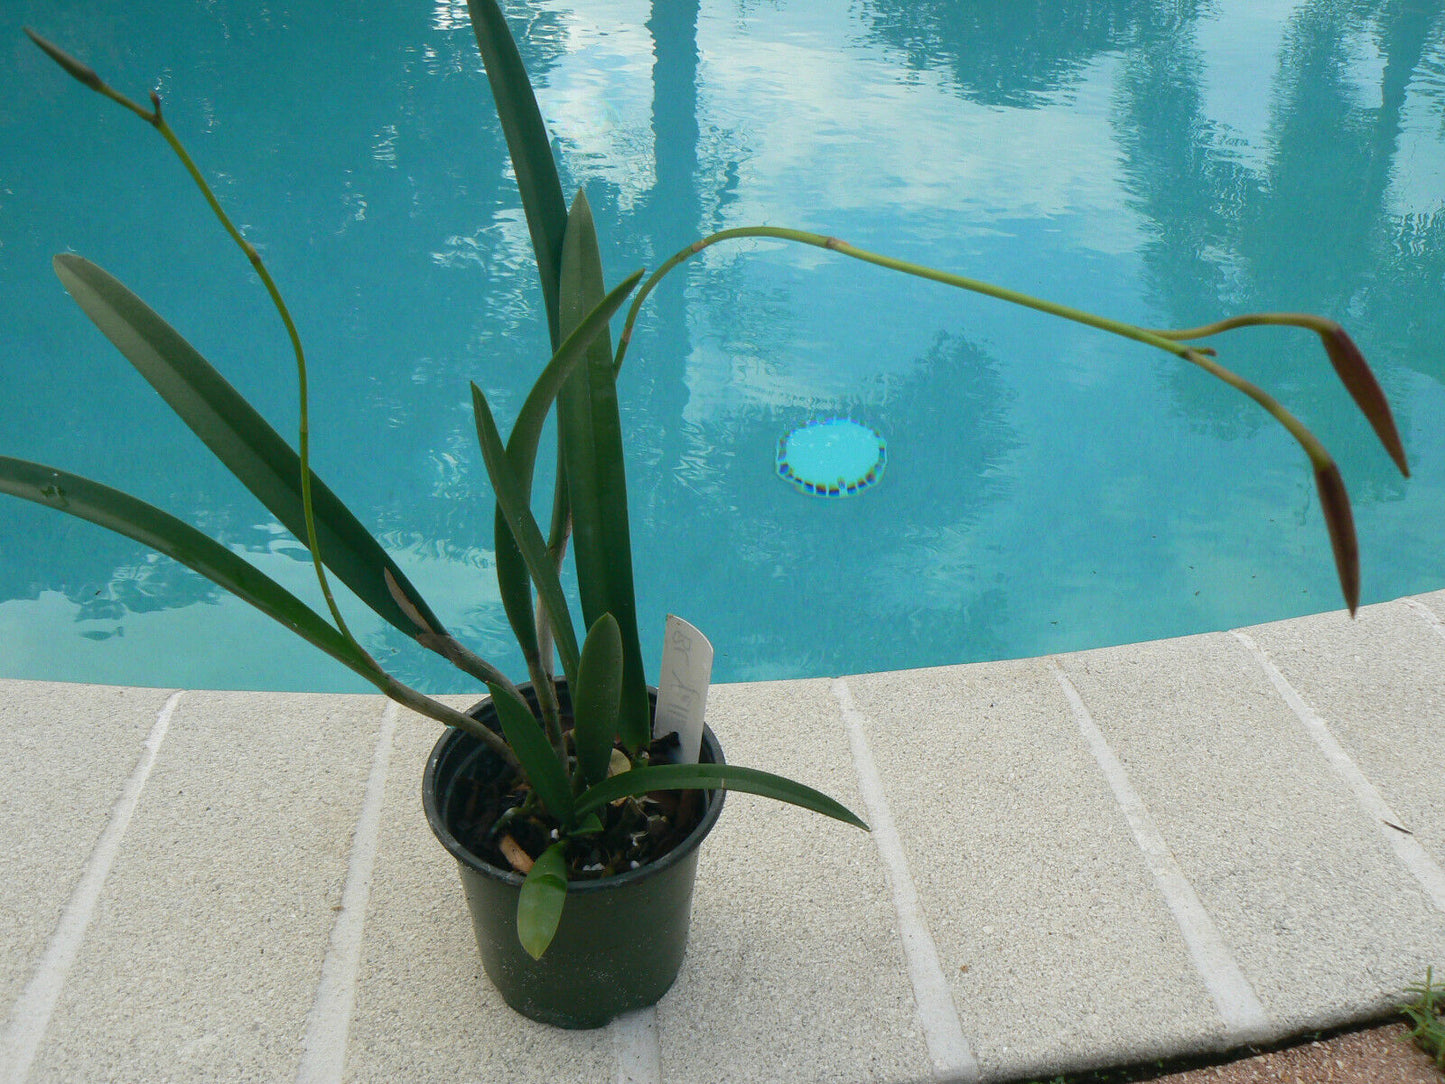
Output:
[{"xmin": 2, "ymin": 0, "xmax": 1443, "ymax": 693}]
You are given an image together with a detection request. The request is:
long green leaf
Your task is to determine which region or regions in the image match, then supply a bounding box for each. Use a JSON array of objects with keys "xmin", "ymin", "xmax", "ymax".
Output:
[
  {"xmin": 50, "ymin": 254, "xmax": 448, "ymax": 643},
  {"xmin": 466, "ymin": 0, "xmax": 568, "ymax": 349},
  {"xmin": 573, "ymin": 613, "xmax": 623, "ymax": 788},
  {"xmin": 574, "ymin": 763, "xmax": 869, "ymax": 831},
  {"xmin": 487, "ymin": 682, "xmax": 574, "ymax": 826},
  {"xmin": 0, "ymin": 456, "xmax": 375, "ymax": 678},
  {"xmin": 557, "ymin": 190, "xmax": 650, "ymax": 751},
  {"xmin": 517, "ymin": 841, "xmax": 568, "ymax": 960},
  {"xmin": 473, "ymin": 386, "xmax": 582, "ymax": 680},
  {"xmin": 502, "ymin": 270, "xmax": 646, "ymax": 484},
  {"xmin": 487, "ymin": 270, "xmax": 643, "ymax": 678}
]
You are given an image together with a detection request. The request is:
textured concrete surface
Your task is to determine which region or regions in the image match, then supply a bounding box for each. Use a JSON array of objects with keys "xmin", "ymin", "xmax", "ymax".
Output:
[
  {"xmin": 659, "ymin": 678, "xmax": 931, "ymax": 1084},
  {"xmin": 0, "ymin": 683, "xmax": 172, "ymax": 1010},
  {"xmin": 844, "ymin": 659, "xmax": 1230, "ymax": 1081},
  {"xmin": 1056, "ymin": 633, "xmax": 1445, "ymax": 1037},
  {"xmin": 2, "ymin": 593, "xmax": 1443, "ymax": 1084},
  {"xmin": 24, "ymin": 692, "xmax": 383, "ymax": 1084},
  {"xmin": 342, "ymin": 698, "xmax": 619, "ymax": 1084}
]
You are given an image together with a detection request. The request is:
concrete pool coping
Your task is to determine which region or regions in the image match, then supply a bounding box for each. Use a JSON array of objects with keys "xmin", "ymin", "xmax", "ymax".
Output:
[{"xmin": 1, "ymin": 590, "xmax": 1442, "ymax": 1083}]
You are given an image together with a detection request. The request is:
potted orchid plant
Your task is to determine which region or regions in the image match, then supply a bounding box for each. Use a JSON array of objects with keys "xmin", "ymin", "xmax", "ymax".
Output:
[{"xmin": 4, "ymin": 0, "xmax": 1407, "ymax": 1029}]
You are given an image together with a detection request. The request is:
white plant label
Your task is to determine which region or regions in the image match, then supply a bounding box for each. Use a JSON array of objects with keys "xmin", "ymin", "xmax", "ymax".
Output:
[{"xmin": 653, "ymin": 615, "xmax": 713, "ymax": 764}]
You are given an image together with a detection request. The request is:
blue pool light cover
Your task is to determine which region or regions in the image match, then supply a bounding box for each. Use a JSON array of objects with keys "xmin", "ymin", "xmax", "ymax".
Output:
[{"xmin": 776, "ymin": 418, "xmax": 887, "ymax": 497}]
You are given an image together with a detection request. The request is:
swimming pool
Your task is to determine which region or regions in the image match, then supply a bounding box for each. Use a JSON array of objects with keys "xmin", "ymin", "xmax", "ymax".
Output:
[{"xmin": 2, "ymin": 0, "xmax": 1443, "ymax": 693}]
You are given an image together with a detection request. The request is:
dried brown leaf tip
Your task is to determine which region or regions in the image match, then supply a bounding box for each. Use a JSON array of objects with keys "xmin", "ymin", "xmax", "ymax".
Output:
[
  {"xmin": 1318, "ymin": 323, "xmax": 1410, "ymax": 477},
  {"xmin": 24, "ymin": 28, "xmax": 105, "ymax": 93},
  {"xmin": 498, "ymin": 834, "xmax": 534, "ymax": 874},
  {"xmin": 1314, "ymin": 461, "xmax": 1360, "ymax": 616}
]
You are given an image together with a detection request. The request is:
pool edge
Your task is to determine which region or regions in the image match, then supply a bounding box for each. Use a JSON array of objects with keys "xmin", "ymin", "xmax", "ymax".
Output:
[{"xmin": 2, "ymin": 588, "xmax": 1443, "ymax": 1083}]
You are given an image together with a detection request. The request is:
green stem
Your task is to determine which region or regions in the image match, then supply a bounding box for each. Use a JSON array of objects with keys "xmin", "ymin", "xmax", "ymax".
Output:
[
  {"xmin": 21, "ymin": 32, "xmax": 522, "ymax": 745},
  {"xmin": 611, "ymin": 225, "xmax": 1360, "ymax": 611},
  {"xmin": 28, "ymin": 33, "xmax": 375, "ymax": 679},
  {"xmin": 614, "ymin": 226, "xmax": 1204, "ymax": 373},
  {"xmin": 28, "ymin": 31, "xmax": 381, "ymax": 696},
  {"xmin": 373, "ymin": 676, "xmax": 517, "ymax": 764},
  {"xmin": 418, "ymin": 633, "xmax": 523, "ymax": 699},
  {"xmin": 535, "ymin": 469, "xmax": 571, "ymax": 754},
  {"xmin": 1178, "ymin": 350, "xmax": 1329, "ymax": 470},
  {"xmin": 614, "ymin": 225, "xmax": 1333, "ymax": 469},
  {"xmin": 147, "ymin": 110, "xmax": 363, "ymax": 666},
  {"xmin": 311, "ymin": 627, "xmax": 514, "ymax": 762},
  {"xmin": 1146, "ymin": 312, "xmax": 1332, "ymax": 340}
]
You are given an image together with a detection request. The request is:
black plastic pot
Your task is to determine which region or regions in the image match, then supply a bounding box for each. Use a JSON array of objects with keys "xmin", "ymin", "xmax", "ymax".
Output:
[{"xmin": 422, "ymin": 682, "xmax": 726, "ymax": 1029}]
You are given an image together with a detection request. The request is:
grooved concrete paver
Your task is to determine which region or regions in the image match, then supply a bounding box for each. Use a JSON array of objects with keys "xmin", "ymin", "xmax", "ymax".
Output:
[
  {"xmin": 23, "ymin": 691, "xmax": 383, "ymax": 1084},
  {"xmin": 1239, "ymin": 597, "xmax": 1445, "ymax": 870},
  {"xmin": 332, "ymin": 682, "xmax": 925, "ymax": 1084},
  {"xmin": 659, "ymin": 678, "xmax": 929, "ymax": 1084},
  {"xmin": 1056, "ymin": 629, "xmax": 1445, "ymax": 1033},
  {"xmin": 2, "ymin": 593, "xmax": 1444, "ymax": 1084},
  {"xmin": 844, "ymin": 660, "xmax": 1228, "ymax": 1082},
  {"xmin": 0, "ymin": 683, "xmax": 172, "ymax": 1009},
  {"xmin": 343, "ymin": 697, "xmax": 618, "ymax": 1084}
]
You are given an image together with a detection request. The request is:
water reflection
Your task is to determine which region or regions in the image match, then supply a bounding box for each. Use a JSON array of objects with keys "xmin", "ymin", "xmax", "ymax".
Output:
[
  {"xmin": 859, "ymin": 0, "xmax": 1197, "ymax": 106},
  {"xmin": 1116, "ymin": 0, "xmax": 1442, "ymax": 498},
  {"xmin": 629, "ymin": 328, "xmax": 1017, "ymax": 679},
  {"xmin": 2, "ymin": 0, "xmax": 1442, "ymax": 691}
]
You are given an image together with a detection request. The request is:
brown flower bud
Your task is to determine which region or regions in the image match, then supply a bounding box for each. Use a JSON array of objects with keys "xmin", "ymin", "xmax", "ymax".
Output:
[
  {"xmin": 24, "ymin": 28, "xmax": 105, "ymax": 94},
  {"xmin": 1314, "ymin": 462, "xmax": 1359, "ymax": 616},
  {"xmin": 1317, "ymin": 322, "xmax": 1409, "ymax": 477}
]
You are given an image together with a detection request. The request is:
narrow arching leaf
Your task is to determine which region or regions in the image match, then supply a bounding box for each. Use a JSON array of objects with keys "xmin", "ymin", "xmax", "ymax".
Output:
[
  {"xmin": 473, "ymin": 386, "xmax": 581, "ymax": 680},
  {"xmin": 487, "ymin": 270, "xmax": 642, "ymax": 678},
  {"xmin": 557, "ymin": 190, "xmax": 650, "ymax": 751},
  {"xmin": 574, "ymin": 763, "xmax": 869, "ymax": 831},
  {"xmin": 466, "ymin": 0, "xmax": 568, "ymax": 349},
  {"xmin": 50, "ymin": 254, "xmax": 448, "ymax": 644},
  {"xmin": 573, "ymin": 613, "xmax": 623, "ymax": 787},
  {"xmin": 517, "ymin": 841, "xmax": 569, "ymax": 960},
  {"xmin": 535, "ymin": 449, "xmax": 572, "ymax": 674},
  {"xmin": 488, "ymin": 682, "xmax": 574, "ymax": 826},
  {"xmin": 464, "ymin": 0, "xmax": 573, "ymax": 687},
  {"xmin": 0, "ymin": 456, "xmax": 375, "ymax": 677},
  {"xmin": 503, "ymin": 270, "xmax": 646, "ymax": 484}
]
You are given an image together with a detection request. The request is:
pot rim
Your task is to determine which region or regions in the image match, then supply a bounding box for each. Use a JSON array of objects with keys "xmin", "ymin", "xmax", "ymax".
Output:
[{"xmin": 422, "ymin": 688, "xmax": 726, "ymax": 894}]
